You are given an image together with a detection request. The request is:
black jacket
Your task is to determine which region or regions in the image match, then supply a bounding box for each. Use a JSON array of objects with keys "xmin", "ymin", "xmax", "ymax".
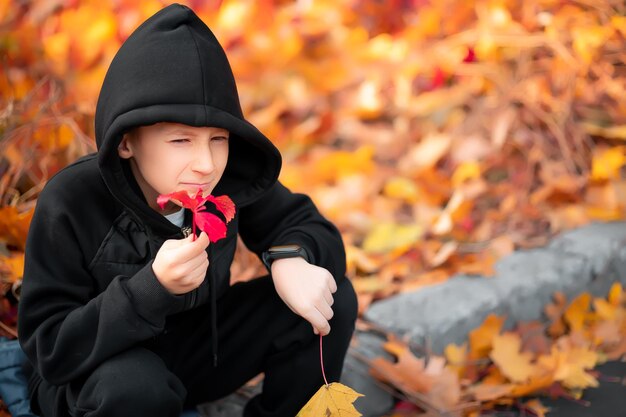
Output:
[{"xmin": 18, "ymin": 3, "xmax": 346, "ymax": 387}]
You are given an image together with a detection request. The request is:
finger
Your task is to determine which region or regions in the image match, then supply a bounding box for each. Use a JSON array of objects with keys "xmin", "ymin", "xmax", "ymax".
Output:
[
  {"xmin": 192, "ymin": 231, "xmax": 210, "ymax": 249},
  {"xmin": 185, "ymin": 258, "xmax": 209, "ymax": 285},
  {"xmin": 316, "ymin": 301, "xmax": 334, "ymax": 322},
  {"xmin": 184, "ymin": 252, "xmax": 209, "ymax": 275},
  {"xmin": 313, "ymin": 326, "xmax": 319, "ymax": 335},
  {"xmin": 327, "ymin": 275, "xmax": 337, "ymax": 293},
  {"xmin": 173, "ymin": 235, "xmax": 209, "ymax": 262},
  {"xmin": 306, "ymin": 309, "xmax": 330, "ymax": 336},
  {"xmin": 162, "ymin": 234, "xmax": 194, "ymax": 248},
  {"xmin": 323, "ymin": 290, "xmax": 334, "ymax": 307}
]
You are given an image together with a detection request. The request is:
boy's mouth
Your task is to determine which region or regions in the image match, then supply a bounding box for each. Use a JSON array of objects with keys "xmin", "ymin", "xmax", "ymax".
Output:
[{"xmin": 180, "ymin": 182, "xmax": 211, "ymax": 188}]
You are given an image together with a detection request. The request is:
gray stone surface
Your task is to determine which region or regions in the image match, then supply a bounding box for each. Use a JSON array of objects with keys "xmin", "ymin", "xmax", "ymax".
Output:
[{"xmin": 364, "ymin": 222, "xmax": 626, "ymax": 353}]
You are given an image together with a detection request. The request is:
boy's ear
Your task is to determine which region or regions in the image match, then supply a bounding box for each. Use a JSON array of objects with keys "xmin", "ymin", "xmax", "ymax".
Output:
[{"xmin": 117, "ymin": 134, "xmax": 133, "ymax": 159}]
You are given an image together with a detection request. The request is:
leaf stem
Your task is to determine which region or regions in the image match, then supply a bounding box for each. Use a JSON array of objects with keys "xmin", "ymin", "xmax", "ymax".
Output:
[
  {"xmin": 192, "ymin": 211, "xmax": 197, "ymax": 241},
  {"xmin": 320, "ymin": 334, "xmax": 329, "ymax": 386}
]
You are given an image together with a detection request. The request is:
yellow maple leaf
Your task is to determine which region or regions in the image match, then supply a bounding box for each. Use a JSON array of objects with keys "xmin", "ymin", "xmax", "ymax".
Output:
[
  {"xmin": 510, "ymin": 372, "xmax": 555, "ymax": 398},
  {"xmin": 590, "ymin": 147, "xmax": 626, "ymax": 181},
  {"xmin": 593, "ymin": 298, "xmax": 617, "ymax": 321},
  {"xmin": 524, "ymin": 399, "xmax": 550, "ymax": 417},
  {"xmin": 564, "ymin": 293, "xmax": 591, "ymax": 332},
  {"xmin": 537, "ymin": 346, "xmax": 598, "ymax": 390},
  {"xmin": 362, "ymin": 222, "xmax": 423, "ymax": 254},
  {"xmin": 608, "ymin": 282, "xmax": 623, "ymax": 306},
  {"xmin": 444, "ymin": 342, "xmax": 467, "ymax": 377},
  {"xmin": 469, "ymin": 383, "xmax": 513, "ymax": 402},
  {"xmin": 469, "ymin": 314, "xmax": 505, "ymax": 359},
  {"xmin": 296, "ymin": 382, "xmax": 364, "ymax": 417},
  {"xmin": 490, "ymin": 333, "xmax": 536, "ymax": 383},
  {"xmin": 452, "ymin": 161, "xmax": 481, "ymax": 187},
  {"xmin": 383, "ymin": 176, "xmax": 421, "ymax": 204}
]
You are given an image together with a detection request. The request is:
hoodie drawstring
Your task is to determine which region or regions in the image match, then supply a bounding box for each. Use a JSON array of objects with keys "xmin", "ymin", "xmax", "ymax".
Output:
[
  {"xmin": 184, "ymin": 217, "xmax": 218, "ymax": 367},
  {"xmin": 209, "ymin": 263, "xmax": 218, "ymax": 367}
]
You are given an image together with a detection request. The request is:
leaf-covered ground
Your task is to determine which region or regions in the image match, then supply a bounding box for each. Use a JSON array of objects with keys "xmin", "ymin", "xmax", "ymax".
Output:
[{"xmin": 1, "ymin": 1, "xmax": 625, "ymax": 415}]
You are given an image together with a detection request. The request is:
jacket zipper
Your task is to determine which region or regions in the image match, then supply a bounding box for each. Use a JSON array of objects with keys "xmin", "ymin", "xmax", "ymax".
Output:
[{"xmin": 180, "ymin": 226, "xmax": 196, "ymax": 308}]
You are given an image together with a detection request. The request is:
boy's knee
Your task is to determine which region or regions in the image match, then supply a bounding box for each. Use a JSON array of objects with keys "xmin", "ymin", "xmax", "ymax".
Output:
[{"xmin": 72, "ymin": 348, "xmax": 185, "ymax": 417}]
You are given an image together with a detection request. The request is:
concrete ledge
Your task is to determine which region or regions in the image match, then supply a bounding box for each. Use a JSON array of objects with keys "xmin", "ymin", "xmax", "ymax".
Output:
[{"xmin": 364, "ymin": 222, "xmax": 626, "ymax": 354}]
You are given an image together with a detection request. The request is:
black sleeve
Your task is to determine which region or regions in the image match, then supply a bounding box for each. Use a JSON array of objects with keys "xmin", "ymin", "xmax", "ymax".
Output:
[
  {"xmin": 17, "ymin": 197, "xmax": 185, "ymax": 385},
  {"xmin": 238, "ymin": 181, "xmax": 347, "ymax": 281}
]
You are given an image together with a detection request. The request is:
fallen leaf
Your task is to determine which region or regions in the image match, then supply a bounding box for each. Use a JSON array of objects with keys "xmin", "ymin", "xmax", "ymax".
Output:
[
  {"xmin": 370, "ymin": 340, "xmax": 433, "ymax": 394},
  {"xmin": 296, "ymin": 382, "xmax": 364, "ymax": 417},
  {"xmin": 608, "ymin": 282, "xmax": 623, "ymax": 306},
  {"xmin": 545, "ymin": 292, "xmax": 567, "ymax": 337},
  {"xmin": 0, "ymin": 252, "xmax": 24, "ymax": 283},
  {"xmin": 468, "ymin": 383, "xmax": 513, "ymax": 401},
  {"xmin": 469, "ymin": 314, "xmax": 505, "ymax": 359},
  {"xmin": 564, "ymin": 293, "xmax": 591, "ymax": 332},
  {"xmin": 524, "ymin": 399, "xmax": 550, "ymax": 417},
  {"xmin": 444, "ymin": 342, "xmax": 467, "ymax": 377},
  {"xmin": 490, "ymin": 333, "xmax": 536, "ymax": 383},
  {"xmin": 362, "ymin": 223, "xmax": 423, "ymax": 254},
  {"xmin": 537, "ymin": 346, "xmax": 599, "ymax": 390},
  {"xmin": 0, "ymin": 206, "xmax": 34, "ymax": 251}
]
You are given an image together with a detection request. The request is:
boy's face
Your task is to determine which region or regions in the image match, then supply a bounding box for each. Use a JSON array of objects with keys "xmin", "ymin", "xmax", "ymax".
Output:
[{"xmin": 118, "ymin": 122, "xmax": 230, "ymax": 214}]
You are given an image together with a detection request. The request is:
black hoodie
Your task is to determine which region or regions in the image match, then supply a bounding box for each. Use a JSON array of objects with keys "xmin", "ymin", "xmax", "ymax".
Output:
[{"xmin": 18, "ymin": 3, "xmax": 346, "ymax": 388}]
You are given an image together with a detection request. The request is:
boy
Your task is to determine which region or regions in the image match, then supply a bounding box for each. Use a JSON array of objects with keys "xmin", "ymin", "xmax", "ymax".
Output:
[{"xmin": 17, "ymin": 4, "xmax": 357, "ymax": 417}]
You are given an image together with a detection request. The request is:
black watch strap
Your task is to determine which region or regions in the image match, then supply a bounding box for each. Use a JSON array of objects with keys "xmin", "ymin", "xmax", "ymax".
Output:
[{"xmin": 262, "ymin": 244, "xmax": 309, "ymax": 270}]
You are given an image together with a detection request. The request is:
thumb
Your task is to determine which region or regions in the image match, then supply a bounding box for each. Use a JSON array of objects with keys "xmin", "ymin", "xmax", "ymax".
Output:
[{"xmin": 195, "ymin": 231, "xmax": 210, "ymax": 247}]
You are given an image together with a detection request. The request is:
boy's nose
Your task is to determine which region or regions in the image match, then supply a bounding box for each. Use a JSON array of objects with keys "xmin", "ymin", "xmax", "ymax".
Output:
[{"xmin": 191, "ymin": 151, "xmax": 215, "ymax": 174}]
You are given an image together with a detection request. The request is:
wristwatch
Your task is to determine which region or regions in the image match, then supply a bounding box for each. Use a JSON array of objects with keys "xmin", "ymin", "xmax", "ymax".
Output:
[{"xmin": 262, "ymin": 244, "xmax": 310, "ymax": 270}]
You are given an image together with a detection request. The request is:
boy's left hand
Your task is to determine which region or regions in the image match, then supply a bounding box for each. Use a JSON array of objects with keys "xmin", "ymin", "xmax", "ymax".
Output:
[{"xmin": 270, "ymin": 257, "xmax": 337, "ymax": 336}]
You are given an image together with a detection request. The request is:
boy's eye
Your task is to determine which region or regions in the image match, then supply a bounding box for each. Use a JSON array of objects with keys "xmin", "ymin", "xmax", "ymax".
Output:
[
  {"xmin": 170, "ymin": 138, "xmax": 190, "ymax": 144},
  {"xmin": 212, "ymin": 136, "xmax": 229, "ymax": 142}
]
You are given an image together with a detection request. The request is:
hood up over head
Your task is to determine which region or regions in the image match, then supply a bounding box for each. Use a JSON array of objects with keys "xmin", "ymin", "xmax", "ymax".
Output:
[{"xmin": 95, "ymin": 3, "xmax": 281, "ymax": 235}]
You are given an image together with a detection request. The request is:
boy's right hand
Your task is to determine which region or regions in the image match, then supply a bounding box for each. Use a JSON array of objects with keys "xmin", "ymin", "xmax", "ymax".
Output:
[{"xmin": 152, "ymin": 231, "xmax": 210, "ymax": 295}]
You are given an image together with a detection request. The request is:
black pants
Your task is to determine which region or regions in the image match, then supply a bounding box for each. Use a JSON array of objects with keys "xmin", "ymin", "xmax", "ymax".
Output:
[{"xmin": 32, "ymin": 276, "xmax": 358, "ymax": 417}]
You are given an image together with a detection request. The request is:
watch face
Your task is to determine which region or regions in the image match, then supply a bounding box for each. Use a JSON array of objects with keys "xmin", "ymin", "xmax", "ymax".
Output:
[{"xmin": 268, "ymin": 245, "xmax": 301, "ymax": 254}]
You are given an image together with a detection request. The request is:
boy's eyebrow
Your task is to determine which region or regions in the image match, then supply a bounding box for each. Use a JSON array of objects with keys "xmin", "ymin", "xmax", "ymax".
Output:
[
  {"xmin": 162, "ymin": 127, "xmax": 229, "ymax": 136},
  {"xmin": 164, "ymin": 128, "xmax": 198, "ymax": 136}
]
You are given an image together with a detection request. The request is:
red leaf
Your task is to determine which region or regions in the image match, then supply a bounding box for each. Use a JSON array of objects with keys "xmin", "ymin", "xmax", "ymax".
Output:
[
  {"xmin": 207, "ymin": 195, "xmax": 236, "ymax": 222},
  {"xmin": 157, "ymin": 190, "xmax": 197, "ymax": 209},
  {"xmin": 157, "ymin": 188, "xmax": 235, "ymax": 243},
  {"xmin": 195, "ymin": 211, "xmax": 228, "ymax": 242}
]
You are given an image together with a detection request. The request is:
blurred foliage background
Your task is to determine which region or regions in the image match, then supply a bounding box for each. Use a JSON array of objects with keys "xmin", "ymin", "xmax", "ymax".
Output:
[{"xmin": 1, "ymin": 1, "xmax": 626, "ymax": 415}]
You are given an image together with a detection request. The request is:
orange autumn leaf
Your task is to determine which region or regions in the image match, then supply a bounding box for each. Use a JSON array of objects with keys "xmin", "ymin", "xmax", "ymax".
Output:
[
  {"xmin": 564, "ymin": 293, "xmax": 591, "ymax": 332},
  {"xmin": 468, "ymin": 383, "xmax": 513, "ymax": 402},
  {"xmin": 444, "ymin": 342, "xmax": 467, "ymax": 377},
  {"xmin": 0, "ymin": 206, "xmax": 34, "ymax": 251},
  {"xmin": 510, "ymin": 373, "xmax": 555, "ymax": 398},
  {"xmin": 489, "ymin": 333, "xmax": 536, "ymax": 383},
  {"xmin": 0, "ymin": 252, "xmax": 25, "ymax": 283},
  {"xmin": 469, "ymin": 314, "xmax": 505, "ymax": 359},
  {"xmin": 370, "ymin": 339, "xmax": 433, "ymax": 394},
  {"xmin": 545, "ymin": 292, "xmax": 567, "ymax": 337},
  {"xmin": 608, "ymin": 282, "xmax": 623, "ymax": 306},
  {"xmin": 524, "ymin": 399, "xmax": 550, "ymax": 417},
  {"xmin": 296, "ymin": 382, "xmax": 363, "ymax": 417},
  {"xmin": 537, "ymin": 346, "xmax": 599, "ymax": 390},
  {"xmin": 370, "ymin": 338, "xmax": 460, "ymax": 409}
]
